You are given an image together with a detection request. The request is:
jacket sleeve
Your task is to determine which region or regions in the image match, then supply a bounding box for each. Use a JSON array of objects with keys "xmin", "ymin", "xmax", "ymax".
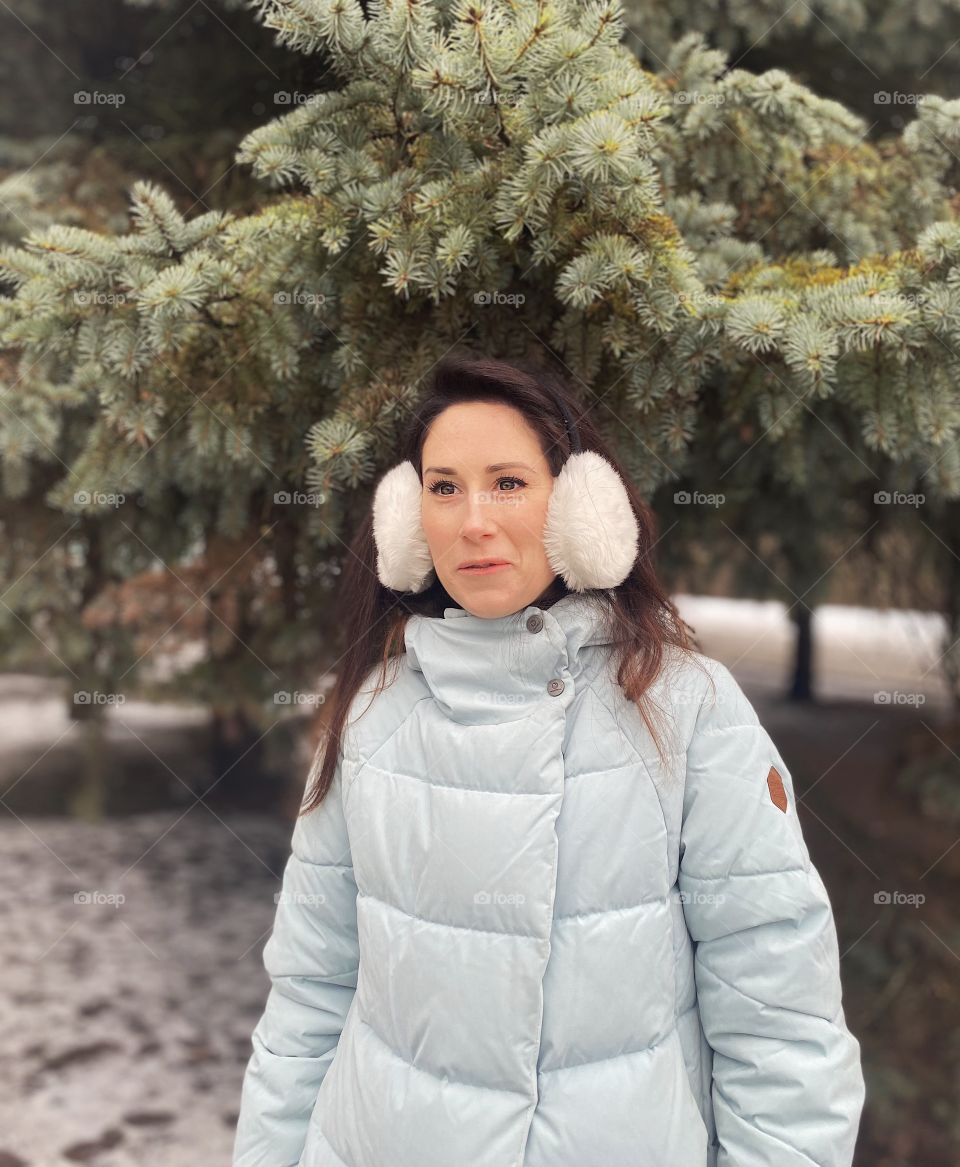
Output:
[
  {"xmin": 679, "ymin": 659, "xmax": 865, "ymax": 1167},
  {"xmin": 232, "ymin": 740, "xmax": 360, "ymax": 1167}
]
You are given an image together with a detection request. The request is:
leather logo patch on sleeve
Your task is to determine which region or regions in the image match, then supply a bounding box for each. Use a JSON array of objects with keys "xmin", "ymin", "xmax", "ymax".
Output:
[{"xmin": 766, "ymin": 765, "xmax": 788, "ymax": 812}]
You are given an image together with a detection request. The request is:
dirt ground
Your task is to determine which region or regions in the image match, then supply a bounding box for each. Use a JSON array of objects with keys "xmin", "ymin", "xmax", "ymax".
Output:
[
  {"xmin": 0, "ymin": 809, "xmax": 291, "ymax": 1166},
  {"xmin": 0, "ymin": 599, "xmax": 957, "ymax": 1165},
  {"xmin": 749, "ymin": 692, "xmax": 960, "ymax": 1166},
  {"xmin": 688, "ymin": 599, "xmax": 960, "ymax": 1165}
]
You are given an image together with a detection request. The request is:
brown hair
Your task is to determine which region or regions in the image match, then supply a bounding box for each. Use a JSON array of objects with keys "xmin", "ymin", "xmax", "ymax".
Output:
[{"xmin": 300, "ymin": 349, "xmax": 708, "ymax": 816}]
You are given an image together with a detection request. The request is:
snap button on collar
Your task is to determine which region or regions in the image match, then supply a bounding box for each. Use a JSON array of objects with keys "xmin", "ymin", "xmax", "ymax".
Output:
[{"xmin": 526, "ymin": 613, "xmax": 544, "ymax": 633}]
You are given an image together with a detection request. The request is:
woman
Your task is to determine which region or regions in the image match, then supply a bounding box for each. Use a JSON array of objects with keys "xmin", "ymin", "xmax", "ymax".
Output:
[{"xmin": 233, "ymin": 352, "xmax": 866, "ymax": 1167}]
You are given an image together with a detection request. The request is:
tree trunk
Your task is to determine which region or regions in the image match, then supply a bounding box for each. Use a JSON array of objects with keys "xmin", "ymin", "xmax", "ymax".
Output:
[
  {"xmin": 789, "ymin": 604, "xmax": 815, "ymax": 702},
  {"xmin": 206, "ymin": 704, "xmax": 267, "ymax": 808},
  {"xmin": 69, "ymin": 712, "xmax": 108, "ymax": 822}
]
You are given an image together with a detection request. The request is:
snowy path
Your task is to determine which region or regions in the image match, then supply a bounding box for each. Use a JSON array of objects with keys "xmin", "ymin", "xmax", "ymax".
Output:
[
  {"xmin": 0, "ymin": 811, "xmax": 290, "ymax": 1166},
  {"xmin": 677, "ymin": 595, "xmax": 951, "ymax": 706},
  {"xmin": 0, "ymin": 597, "xmax": 953, "ymax": 1164}
]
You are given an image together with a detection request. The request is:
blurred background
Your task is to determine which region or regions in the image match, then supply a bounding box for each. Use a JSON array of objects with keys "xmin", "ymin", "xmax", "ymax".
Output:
[{"xmin": 1, "ymin": 1, "xmax": 959, "ymax": 1164}]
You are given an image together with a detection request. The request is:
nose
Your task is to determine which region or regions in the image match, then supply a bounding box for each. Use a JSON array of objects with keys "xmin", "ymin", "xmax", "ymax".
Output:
[{"xmin": 459, "ymin": 486, "xmax": 500, "ymax": 540}]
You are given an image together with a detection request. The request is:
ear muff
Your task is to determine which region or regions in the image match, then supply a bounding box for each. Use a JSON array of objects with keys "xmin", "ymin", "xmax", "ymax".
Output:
[
  {"xmin": 541, "ymin": 450, "xmax": 639, "ymax": 592},
  {"xmin": 370, "ymin": 450, "xmax": 639, "ymax": 595},
  {"xmin": 371, "ymin": 460, "xmax": 435, "ymax": 594}
]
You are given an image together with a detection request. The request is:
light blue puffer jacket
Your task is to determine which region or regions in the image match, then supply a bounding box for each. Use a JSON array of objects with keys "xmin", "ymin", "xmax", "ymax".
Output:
[{"xmin": 233, "ymin": 591, "xmax": 865, "ymax": 1167}]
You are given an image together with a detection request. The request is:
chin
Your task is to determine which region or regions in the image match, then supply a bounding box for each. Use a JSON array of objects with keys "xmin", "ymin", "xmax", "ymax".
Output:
[
  {"xmin": 444, "ymin": 579, "xmax": 507, "ymax": 613},
  {"xmin": 455, "ymin": 595, "xmax": 511, "ymax": 619},
  {"xmin": 453, "ymin": 580, "xmax": 551, "ymax": 621}
]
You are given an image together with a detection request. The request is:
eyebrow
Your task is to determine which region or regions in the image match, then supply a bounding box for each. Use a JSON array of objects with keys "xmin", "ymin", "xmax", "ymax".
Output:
[{"xmin": 423, "ymin": 462, "xmax": 537, "ymax": 475}]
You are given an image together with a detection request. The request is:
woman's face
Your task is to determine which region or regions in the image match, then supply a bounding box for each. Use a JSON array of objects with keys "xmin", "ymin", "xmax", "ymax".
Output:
[{"xmin": 420, "ymin": 401, "xmax": 558, "ymax": 618}]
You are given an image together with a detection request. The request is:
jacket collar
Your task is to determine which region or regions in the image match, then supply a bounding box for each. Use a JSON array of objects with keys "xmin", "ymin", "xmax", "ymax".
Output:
[{"xmin": 403, "ymin": 591, "xmax": 615, "ymax": 724}]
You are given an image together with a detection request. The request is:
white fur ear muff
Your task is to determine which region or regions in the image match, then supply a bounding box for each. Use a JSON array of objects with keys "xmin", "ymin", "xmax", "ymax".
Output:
[
  {"xmin": 371, "ymin": 460, "xmax": 435, "ymax": 594},
  {"xmin": 542, "ymin": 451, "xmax": 639, "ymax": 592},
  {"xmin": 369, "ymin": 450, "xmax": 639, "ymax": 595}
]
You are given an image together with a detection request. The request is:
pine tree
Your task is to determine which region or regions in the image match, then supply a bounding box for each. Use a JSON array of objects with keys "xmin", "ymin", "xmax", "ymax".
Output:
[
  {"xmin": 1, "ymin": 0, "xmax": 959, "ymax": 771},
  {"xmin": 621, "ymin": 0, "xmax": 960, "ymax": 125}
]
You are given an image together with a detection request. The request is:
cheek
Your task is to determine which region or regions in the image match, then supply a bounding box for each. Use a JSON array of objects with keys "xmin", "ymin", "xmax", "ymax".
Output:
[
  {"xmin": 507, "ymin": 495, "xmax": 550, "ymax": 547},
  {"xmin": 421, "ymin": 503, "xmax": 454, "ymax": 543}
]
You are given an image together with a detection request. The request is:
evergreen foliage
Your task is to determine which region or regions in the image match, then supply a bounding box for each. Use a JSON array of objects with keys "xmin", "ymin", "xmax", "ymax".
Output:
[{"xmin": 1, "ymin": 0, "xmax": 958, "ymax": 710}]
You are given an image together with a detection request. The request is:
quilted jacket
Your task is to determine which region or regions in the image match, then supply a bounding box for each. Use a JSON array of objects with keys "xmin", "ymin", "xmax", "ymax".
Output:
[{"xmin": 233, "ymin": 591, "xmax": 866, "ymax": 1167}]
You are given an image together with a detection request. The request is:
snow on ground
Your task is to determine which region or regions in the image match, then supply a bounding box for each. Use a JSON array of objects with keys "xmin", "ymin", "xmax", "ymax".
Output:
[
  {"xmin": 0, "ymin": 810, "xmax": 290, "ymax": 1167},
  {"xmin": 675, "ymin": 595, "xmax": 951, "ymax": 706},
  {"xmin": 0, "ymin": 674, "xmax": 210, "ymax": 755},
  {"xmin": 0, "ymin": 597, "xmax": 954, "ymax": 1165}
]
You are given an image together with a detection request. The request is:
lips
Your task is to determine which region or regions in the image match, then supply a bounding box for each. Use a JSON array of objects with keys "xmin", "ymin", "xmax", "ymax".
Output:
[{"xmin": 458, "ymin": 560, "xmax": 512, "ymax": 573}]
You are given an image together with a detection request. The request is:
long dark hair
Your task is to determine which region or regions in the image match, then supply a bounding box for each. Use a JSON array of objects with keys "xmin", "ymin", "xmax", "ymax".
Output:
[{"xmin": 300, "ymin": 349, "xmax": 708, "ymax": 815}]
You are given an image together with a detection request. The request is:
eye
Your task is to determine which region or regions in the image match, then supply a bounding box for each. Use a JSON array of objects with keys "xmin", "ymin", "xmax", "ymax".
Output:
[
  {"xmin": 426, "ymin": 476, "xmax": 528, "ymax": 496},
  {"xmin": 426, "ymin": 478, "xmax": 456, "ymax": 496}
]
